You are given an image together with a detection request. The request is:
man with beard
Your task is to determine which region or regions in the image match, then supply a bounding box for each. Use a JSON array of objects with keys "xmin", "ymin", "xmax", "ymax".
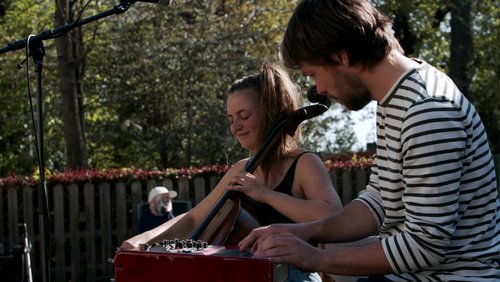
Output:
[{"xmin": 238, "ymin": 0, "xmax": 500, "ymax": 281}]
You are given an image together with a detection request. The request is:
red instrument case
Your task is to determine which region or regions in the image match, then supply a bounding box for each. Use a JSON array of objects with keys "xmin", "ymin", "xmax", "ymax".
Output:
[{"xmin": 114, "ymin": 246, "xmax": 288, "ymax": 282}]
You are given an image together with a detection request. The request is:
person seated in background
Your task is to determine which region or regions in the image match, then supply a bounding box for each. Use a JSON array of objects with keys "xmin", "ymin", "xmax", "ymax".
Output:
[{"xmin": 138, "ymin": 186, "xmax": 178, "ymax": 233}]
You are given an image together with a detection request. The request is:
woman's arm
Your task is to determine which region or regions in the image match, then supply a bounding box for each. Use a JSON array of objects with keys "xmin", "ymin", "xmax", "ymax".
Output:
[
  {"xmin": 228, "ymin": 152, "xmax": 342, "ymax": 223},
  {"xmin": 260, "ymin": 153, "xmax": 342, "ymax": 223},
  {"xmin": 284, "ymin": 152, "xmax": 342, "ymax": 221}
]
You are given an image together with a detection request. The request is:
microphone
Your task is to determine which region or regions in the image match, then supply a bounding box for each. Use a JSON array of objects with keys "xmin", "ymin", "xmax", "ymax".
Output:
[
  {"xmin": 307, "ymin": 85, "xmax": 331, "ymax": 107},
  {"xmin": 134, "ymin": 0, "xmax": 172, "ymax": 6},
  {"xmin": 282, "ymin": 85, "xmax": 332, "ymax": 135},
  {"xmin": 307, "ymin": 85, "xmax": 321, "ymax": 102}
]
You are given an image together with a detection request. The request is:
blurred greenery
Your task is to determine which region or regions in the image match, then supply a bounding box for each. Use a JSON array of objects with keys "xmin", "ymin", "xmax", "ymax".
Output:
[{"xmin": 0, "ymin": 0, "xmax": 498, "ymax": 176}]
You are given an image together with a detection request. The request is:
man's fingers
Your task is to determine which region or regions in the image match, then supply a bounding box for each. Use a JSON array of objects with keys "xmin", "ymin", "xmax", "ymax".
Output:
[
  {"xmin": 238, "ymin": 235, "xmax": 253, "ymax": 251},
  {"xmin": 238, "ymin": 226, "xmax": 274, "ymax": 251}
]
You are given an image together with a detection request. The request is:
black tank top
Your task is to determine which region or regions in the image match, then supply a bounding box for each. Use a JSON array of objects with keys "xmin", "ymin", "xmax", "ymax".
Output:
[{"xmin": 261, "ymin": 151, "xmax": 311, "ymax": 223}]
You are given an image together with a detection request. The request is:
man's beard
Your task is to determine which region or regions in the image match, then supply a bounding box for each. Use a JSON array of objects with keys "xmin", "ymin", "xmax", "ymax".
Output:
[{"xmin": 337, "ymin": 72, "xmax": 372, "ymax": 111}]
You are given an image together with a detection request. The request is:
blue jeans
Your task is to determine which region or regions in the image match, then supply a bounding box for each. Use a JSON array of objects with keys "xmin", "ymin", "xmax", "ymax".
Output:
[
  {"xmin": 356, "ymin": 276, "xmax": 392, "ymax": 282},
  {"xmin": 286, "ymin": 265, "xmax": 321, "ymax": 282}
]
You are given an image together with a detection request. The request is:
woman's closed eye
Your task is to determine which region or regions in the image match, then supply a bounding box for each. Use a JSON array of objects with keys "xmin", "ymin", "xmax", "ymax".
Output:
[{"xmin": 228, "ymin": 113, "xmax": 250, "ymax": 124}]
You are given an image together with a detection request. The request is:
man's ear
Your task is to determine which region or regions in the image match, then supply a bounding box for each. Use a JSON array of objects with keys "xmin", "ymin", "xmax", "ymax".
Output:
[{"xmin": 329, "ymin": 50, "xmax": 349, "ymax": 66}]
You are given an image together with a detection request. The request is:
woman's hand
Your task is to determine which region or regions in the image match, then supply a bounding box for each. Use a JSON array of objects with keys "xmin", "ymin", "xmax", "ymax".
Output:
[
  {"xmin": 118, "ymin": 235, "xmax": 144, "ymax": 251},
  {"xmin": 227, "ymin": 171, "xmax": 269, "ymax": 202},
  {"xmin": 118, "ymin": 228, "xmax": 160, "ymax": 252}
]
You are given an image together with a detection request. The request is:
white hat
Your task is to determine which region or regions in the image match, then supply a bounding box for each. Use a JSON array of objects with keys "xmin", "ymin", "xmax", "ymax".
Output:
[{"xmin": 148, "ymin": 186, "xmax": 178, "ymax": 202}]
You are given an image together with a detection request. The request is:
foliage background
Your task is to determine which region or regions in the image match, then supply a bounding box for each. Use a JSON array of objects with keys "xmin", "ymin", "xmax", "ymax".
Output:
[{"xmin": 0, "ymin": 0, "xmax": 498, "ymax": 176}]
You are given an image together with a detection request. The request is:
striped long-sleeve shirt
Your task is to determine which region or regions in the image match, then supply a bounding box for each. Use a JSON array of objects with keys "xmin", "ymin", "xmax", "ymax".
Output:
[{"xmin": 357, "ymin": 61, "xmax": 499, "ymax": 281}]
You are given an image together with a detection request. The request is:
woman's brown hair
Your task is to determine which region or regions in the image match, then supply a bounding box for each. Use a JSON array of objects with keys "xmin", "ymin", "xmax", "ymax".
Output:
[{"xmin": 228, "ymin": 62, "xmax": 302, "ymax": 185}]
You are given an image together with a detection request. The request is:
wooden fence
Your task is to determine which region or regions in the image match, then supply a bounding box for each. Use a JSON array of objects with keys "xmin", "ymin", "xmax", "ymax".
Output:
[
  {"xmin": 0, "ymin": 168, "xmax": 369, "ymax": 282},
  {"xmin": 2, "ymin": 152, "xmax": 500, "ymax": 282}
]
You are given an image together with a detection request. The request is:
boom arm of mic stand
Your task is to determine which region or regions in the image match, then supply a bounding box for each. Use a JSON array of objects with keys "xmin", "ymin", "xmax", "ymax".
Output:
[{"xmin": 0, "ymin": 0, "xmax": 134, "ymax": 55}]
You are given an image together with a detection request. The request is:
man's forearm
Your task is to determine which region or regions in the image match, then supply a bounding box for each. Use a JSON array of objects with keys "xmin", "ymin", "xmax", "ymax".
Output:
[
  {"xmin": 312, "ymin": 200, "xmax": 379, "ymax": 243},
  {"xmin": 319, "ymin": 240, "xmax": 393, "ymax": 276}
]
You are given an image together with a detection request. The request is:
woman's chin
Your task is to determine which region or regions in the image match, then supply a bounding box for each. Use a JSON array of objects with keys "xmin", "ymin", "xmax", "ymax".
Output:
[{"xmin": 240, "ymin": 142, "xmax": 256, "ymax": 153}]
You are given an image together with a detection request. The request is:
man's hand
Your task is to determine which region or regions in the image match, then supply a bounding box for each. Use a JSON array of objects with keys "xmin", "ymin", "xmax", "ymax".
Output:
[
  {"xmin": 238, "ymin": 224, "xmax": 304, "ymax": 253},
  {"xmin": 241, "ymin": 229, "xmax": 323, "ymax": 272}
]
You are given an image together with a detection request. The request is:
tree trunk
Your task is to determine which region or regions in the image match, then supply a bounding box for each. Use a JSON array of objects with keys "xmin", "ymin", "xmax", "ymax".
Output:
[
  {"xmin": 449, "ymin": 0, "xmax": 474, "ymax": 97},
  {"xmin": 392, "ymin": 14, "xmax": 416, "ymax": 56},
  {"xmin": 54, "ymin": 0, "xmax": 89, "ymax": 168}
]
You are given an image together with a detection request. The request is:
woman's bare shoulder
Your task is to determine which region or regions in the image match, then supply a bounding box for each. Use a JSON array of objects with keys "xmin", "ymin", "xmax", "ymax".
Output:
[{"xmin": 294, "ymin": 151, "xmax": 328, "ymax": 174}]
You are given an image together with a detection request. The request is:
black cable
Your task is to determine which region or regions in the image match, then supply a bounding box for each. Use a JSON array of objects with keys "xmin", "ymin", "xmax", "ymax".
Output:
[{"xmin": 24, "ymin": 36, "xmax": 41, "ymax": 179}]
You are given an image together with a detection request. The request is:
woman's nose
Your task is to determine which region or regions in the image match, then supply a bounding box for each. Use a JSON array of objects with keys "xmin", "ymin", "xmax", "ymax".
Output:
[{"xmin": 232, "ymin": 121, "xmax": 242, "ymax": 132}]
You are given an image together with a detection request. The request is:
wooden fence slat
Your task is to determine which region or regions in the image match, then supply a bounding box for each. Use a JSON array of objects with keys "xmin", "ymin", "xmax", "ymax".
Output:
[
  {"xmin": 355, "ymin": 169, "xmax": 368, "ymax": 197},
  {"xmin": 330, "ymin": 170, "xmax": 340, "ymax": 199},
  {"xmin": 99, "ymin": 183, "xmax": 113, "ymax": 275},
  {"xmin": 194, "ymin": 177, "xmax": 206, "ymax": 205},
  {"xmin": 7, "ymin": 188, "xmax": 18, "ymax": 244},
  {"xmin": 178, "ymin": 178, "xmax": 190, "ymax": 201},
  {"xmin": 162, "ymin": 178, "xmax": 174, "ymax": 191},
  {"xmin": 69, "ymin": 184, "xmax": 80, "ymax": 282},
  {"xmin": 146, "ymin": 179, "xmax": 157, "ymax": 191},
  {"xmin": 53, "ymin": 184, "xmax": 65, "ymax": 282},
  {"xmin": 84, "ymin": 183, "xmax": 96, "ymax": 282},
  {"xmin": 131, "ymin": 181, "xmax": 143, "ymax": 231},
  {"xmin": 115, "ymin": 182, "xmax": 128, "ymax": 246},
  {"xmin": 341, "ymin": 170, "xmax": 353, "ymax": 204}
]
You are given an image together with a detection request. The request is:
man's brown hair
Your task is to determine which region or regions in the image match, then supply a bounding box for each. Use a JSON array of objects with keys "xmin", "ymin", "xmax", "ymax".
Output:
[{"xmin": 281, "ymin": 0, "xmax": 403, "ymax": 70}]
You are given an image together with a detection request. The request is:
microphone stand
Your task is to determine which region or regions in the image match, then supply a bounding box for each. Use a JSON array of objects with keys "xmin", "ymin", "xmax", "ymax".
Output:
[{"xmin": 0, "ymin": 1, "xmax": 139, "ymax": 281}]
